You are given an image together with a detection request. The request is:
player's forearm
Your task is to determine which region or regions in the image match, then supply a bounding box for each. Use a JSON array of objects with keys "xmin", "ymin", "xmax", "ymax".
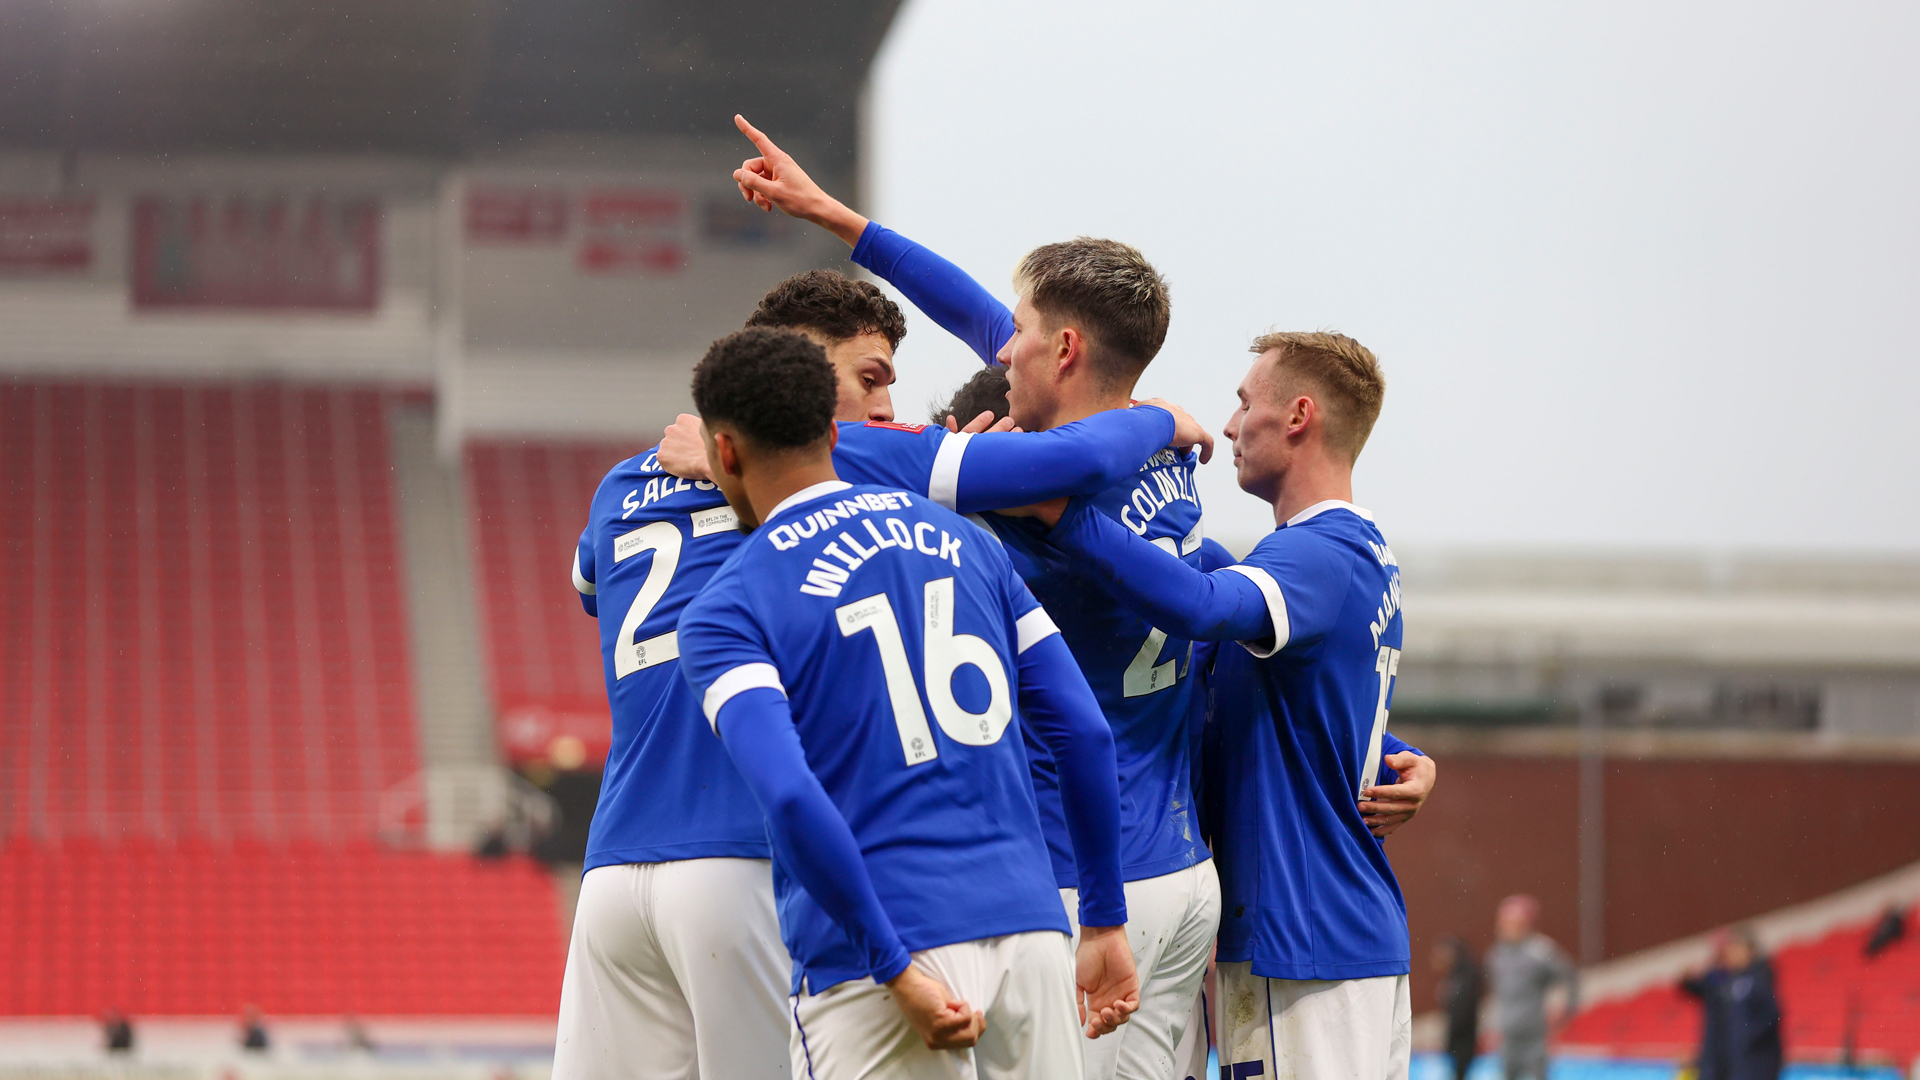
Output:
[
  {"xmin": 951, "ymin": 406, "xmax": 1176, "ymax": 513},
  {"xmin": 851, "ymin": 221, "xmax": 1014, "ymax": 366},
  {"xmin": 716, "ymin": 689, "xmax": 913, "ymax": 982},
  {"xmin": 812, "ymin": 200, "xmax": 870, "ymax": 248},
  {"xmin": 1015, "ymin": 634, "xmax": 1128, "ymax": 928},
  {"xmin": 1050, "ymin": 501, "xmax": 1273, "ymax": 642}
]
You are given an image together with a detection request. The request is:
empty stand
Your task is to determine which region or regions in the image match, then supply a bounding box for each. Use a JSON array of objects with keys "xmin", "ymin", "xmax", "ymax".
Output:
[
  {"xmin": 1561, "ymin": 914, "xmax": 1920, "ymax": 1061},
  {"xmin": 463, "ymin": 439, "xmax": 641, "ymax": 766},
  {"xmin": 0, "ymin": 381, "xmax": 420, "ymax": 843},
  {"xmin": 0, "ymin": 838, "xmax": 562, "ymax": 1016}
]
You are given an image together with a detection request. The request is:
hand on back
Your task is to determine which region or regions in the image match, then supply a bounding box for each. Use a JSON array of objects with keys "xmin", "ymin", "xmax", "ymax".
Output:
[
  {"xmin": 946, "ymin": 410, "xmax": 1020, "ymax": 434},
  {"xmin": 887, "ymin": 964, "xmax": 986, "ymax": 1050},
  {"xmin": 1359, "ymin": 751, "xmax": 1437, "ymax": 838},
  {"xmin": 1133, "ymin": 397, "xmax": 1213, "ymax": 464},
  {"xmin": 658, "ymin": 414, "xmax": 713, "ymax": 482},
  {"xmin": 1075, "ymin": 924, "xmax": 1141, "ymax": 1038}
]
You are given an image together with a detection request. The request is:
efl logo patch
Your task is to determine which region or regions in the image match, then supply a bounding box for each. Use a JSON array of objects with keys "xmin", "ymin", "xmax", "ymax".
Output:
[{"xmin": 863, "ymin": 420, "xmax": 926, "ymax": 433}]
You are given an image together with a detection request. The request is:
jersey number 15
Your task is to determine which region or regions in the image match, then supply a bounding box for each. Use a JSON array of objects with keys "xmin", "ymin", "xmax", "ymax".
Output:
[{"xmin": 1359, "ymin": 644, "xmax": 1401, "ymax": 797}]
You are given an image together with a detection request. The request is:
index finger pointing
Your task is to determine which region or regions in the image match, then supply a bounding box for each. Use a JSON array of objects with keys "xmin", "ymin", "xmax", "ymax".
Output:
[{"xmin": 734, "ymin": 114, "xmax": 782, "ymax": 159}]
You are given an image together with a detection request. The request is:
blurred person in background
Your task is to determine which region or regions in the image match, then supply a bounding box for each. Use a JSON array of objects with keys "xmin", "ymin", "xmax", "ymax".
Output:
[
  {"xmin": 1680, "ymin": 926, "xmax": 1781, "ymax": 1080},
  {"xmin": 1486, "ymin": 895, "xmax": 1577, "ymax": 1080},
  {"xmin": 240, "ymin": 1004, "xmax": 271, "ymax": 1051},
  {"xmin": 931, "ymin": 365, "xmax": 1013, "ymax": 430},
  {"xmin": 101, "ymin": 1010, "xmax": 133, "ymax": 1054},
  {"xmin": 1434, "ymin": 936, "xmax": 1483, "ymax": 1080}
]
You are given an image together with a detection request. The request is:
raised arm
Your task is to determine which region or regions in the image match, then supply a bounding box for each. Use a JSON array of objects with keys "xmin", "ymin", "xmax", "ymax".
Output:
[
  {"xmin": 1012, "ymin": 613, "xmax": 1139, "ymax": 1037},
  {"xmin": 1048, "ymin": 497, "xmax": 1275, "ymax": 643},
  {"xmin": 852, "ymin": 222, "xmax": 1012, "ymax": 367},
  {"xmin": 729, "ymin": 114, "xmax": 1011, "ymax": 367}
]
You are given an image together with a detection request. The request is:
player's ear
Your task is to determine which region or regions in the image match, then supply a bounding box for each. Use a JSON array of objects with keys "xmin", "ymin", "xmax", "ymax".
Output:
[
  {"xmin": 1289, "ymin": 395, "xmax": 1316, "ymax": 438},
  {"xmin": 1056, "ymin": 325, "xmax": 1082, "ymax": 377},
  {"xmin": 826, "ymin": 422, "xmax": 840, "ymax": 451},
  {"xmin": 713, "ymin": 430, "xmax": 743, "ymax": 478}
]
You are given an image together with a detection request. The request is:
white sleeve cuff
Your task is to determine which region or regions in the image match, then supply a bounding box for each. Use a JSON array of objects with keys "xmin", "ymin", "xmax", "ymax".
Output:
[
  {"xmin": 1014, "ymin": 608, "xmax": 1060, "ymax": 653},
  {"xmin": 928, "ymin": 431, "xmax": 973, "ymax": 510},
  {"xmin": 1221, "ymin": 564, "xmax": 1290, "ymax": 658},
  {"xmin": 572, "ymin": 551, "xmax": 596, "ymax": 596},
  {"xmin": 702, "ymin": 663, "xmax": 787, "ymax": 733}
]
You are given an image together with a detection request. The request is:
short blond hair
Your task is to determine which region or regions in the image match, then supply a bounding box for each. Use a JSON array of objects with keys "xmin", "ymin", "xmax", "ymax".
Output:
[{"xmin": 1250, "ymin": 331, "xmax": 1385, "ymax": 463}]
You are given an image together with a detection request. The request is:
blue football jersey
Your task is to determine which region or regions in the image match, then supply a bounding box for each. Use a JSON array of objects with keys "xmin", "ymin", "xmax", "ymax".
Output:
[
  {"xmin": 677, "ymin": 482, "xmax": 1068, "ymax": 993},
  {"xmin": 1207, "ymin": 501, "xmax": 1410, "ymax": 981},
  {"xmin": 988, "ymin": 447, "xmax": 1210, "ymax": 887},
  {"xmin": 574, "ymin": 422, "xmax": 989, "ymax": 872},
  {"xmin": 573, "ymin": 449, "xmax": 763, "ymax": 870}
]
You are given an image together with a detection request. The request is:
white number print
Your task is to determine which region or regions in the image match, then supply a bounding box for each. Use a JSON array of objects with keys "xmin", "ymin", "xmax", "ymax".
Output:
[
  {"xmin": 1125, "ymin": 535, "xmax": 1189, "ymax": 698},
  {"xmin": 836, "ymin": 593, "xmax": 939, "ymax": 766},
  {"xmin": 1359, "ymin": 645, "xmax": 1401, "ymax": 796},
  {"xmin": 921, "ymin": 577, "xmax": 1012, "ymax": 746},
  {"xmin": 1123, "ymin": 628, "xmax": 1178, "ymax": 697},
  {"xmin": 613, "ymin": 520, "xmax": 683, "ymax": 680},
  {"xmin": 836, "ymin": 577, "xmax": 1012, "ymax": 766}
]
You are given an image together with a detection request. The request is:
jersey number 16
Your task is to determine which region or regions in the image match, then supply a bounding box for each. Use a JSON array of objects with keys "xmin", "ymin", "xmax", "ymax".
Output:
[{"xmin": 835, "ymin": 577, "xmax": 1012, "ymax": 767}]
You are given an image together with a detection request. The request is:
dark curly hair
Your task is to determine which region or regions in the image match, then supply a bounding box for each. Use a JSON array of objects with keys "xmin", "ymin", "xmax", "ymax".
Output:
[
  {"xmin": 930, "ymin": 365, "xmax": 1011, "ymax": 427},
  {"xmin": 691, "ymin": 328, "xmax": 837, "ymax": 450},
  {"xmin": 744, "ymin": 269, "xmax": 908, "ymax": 350}
]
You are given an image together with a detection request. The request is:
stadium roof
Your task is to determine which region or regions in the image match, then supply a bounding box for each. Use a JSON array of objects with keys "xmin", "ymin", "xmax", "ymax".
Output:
[
  {"xmin": 0, "ymin": 0, "xmax": 903, "ymax": 159},
  {"xmin": 1403, "ymin": 549, "xmax": 1920, "ymax": 668}
]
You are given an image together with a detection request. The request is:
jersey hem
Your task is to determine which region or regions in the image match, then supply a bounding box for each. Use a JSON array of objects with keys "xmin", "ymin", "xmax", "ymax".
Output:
[
  {"xmin": 583, "ymin": 841, "xmax": 770, "ymax": 872},
  {"xmin": 1048, "ymin": 847, "xmax": 1211, "ymax": 891},
  {"xmin": 1214, "ymin": 941, "xmax": 1412, "ymax": 982},
  {"xmin": 1245, "ymin": 957, "xmax": 1412, "ymax": 981},
  {"xmin": 1121, "ymin": 848, "xmax": 1210, "ymax": 884}
]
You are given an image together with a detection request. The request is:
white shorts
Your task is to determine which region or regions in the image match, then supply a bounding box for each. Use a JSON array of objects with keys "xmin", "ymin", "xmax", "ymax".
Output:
[
  {"xmin": 1213, "ymin": 964, "xmax": 1412, "ymax": 1080},
  {"xmin": 1171, "ymin": 982, "xmax": 1211, "ymax": 1080},
  {"xmin": 554, "ymin": 858, "xmax": 790, "ymax": 1080},
  {"xmin": 1060, "ymin": 860, "xmax": 1222, "ymax": 1080},
  {"xmin": 788, "ymin": 930, "xmax": 1082, "ymax": 1080}
]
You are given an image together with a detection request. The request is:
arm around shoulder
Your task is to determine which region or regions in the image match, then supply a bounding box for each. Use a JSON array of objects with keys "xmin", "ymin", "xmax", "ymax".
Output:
[
  {"xmin": 1047, "ymin": 498, "xmax": 1274, "ymax": 644},
  {"xmin": 949, "ymin": 405, "xmax": 1175, "ymax": 512}
]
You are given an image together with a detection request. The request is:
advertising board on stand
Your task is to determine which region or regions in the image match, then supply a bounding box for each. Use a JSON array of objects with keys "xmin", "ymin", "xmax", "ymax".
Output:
[
  {"xmin": 0, "ymin": 198, "xmax": 96, "ymax": 273},
  {"xmin": 130, "ymin": 194, "xmax": 381, "ymax": 311}
]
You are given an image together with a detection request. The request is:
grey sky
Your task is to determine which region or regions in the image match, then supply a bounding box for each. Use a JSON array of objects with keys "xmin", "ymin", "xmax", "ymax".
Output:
[{"xmin": 862, "ymin": 0, "xmax": 1920, "ymax": 553}]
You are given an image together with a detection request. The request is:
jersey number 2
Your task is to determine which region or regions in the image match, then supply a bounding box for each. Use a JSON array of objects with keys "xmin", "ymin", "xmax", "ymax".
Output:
[
  {"xmin": 1359, "ymin": 645, "xmax": 1401, "ymax": 795},
  {"xmin": 836, "ymin": 577, "xmax": 1012, "ymax": 766},
  {"xmin": 613, "ymin": 520, "xmax": 682, "ymax": 680},
  {"xmin": 1124, "ymin": 535, "xmax": 1190, "ymax": 697}
]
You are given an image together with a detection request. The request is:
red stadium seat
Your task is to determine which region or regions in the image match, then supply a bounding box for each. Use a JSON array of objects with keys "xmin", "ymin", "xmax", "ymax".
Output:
[
  {"xmin": 0, "ymin": 382, "xmax": 420, "ymax": 843},
  {"xmin": 0, "ymin": 381, "xmax": 565, "ymax": 1018},
  {"xmin": 0, "ymin": 838, "xmax": 563, "ymax": 1016},
  {"xmin": 1558, "ymin": 914, "xmax": 1920, "ymax": 1062},
  {"xmin": 463, "ymin": 438, "xmax": 643, "ymax": 767}
]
